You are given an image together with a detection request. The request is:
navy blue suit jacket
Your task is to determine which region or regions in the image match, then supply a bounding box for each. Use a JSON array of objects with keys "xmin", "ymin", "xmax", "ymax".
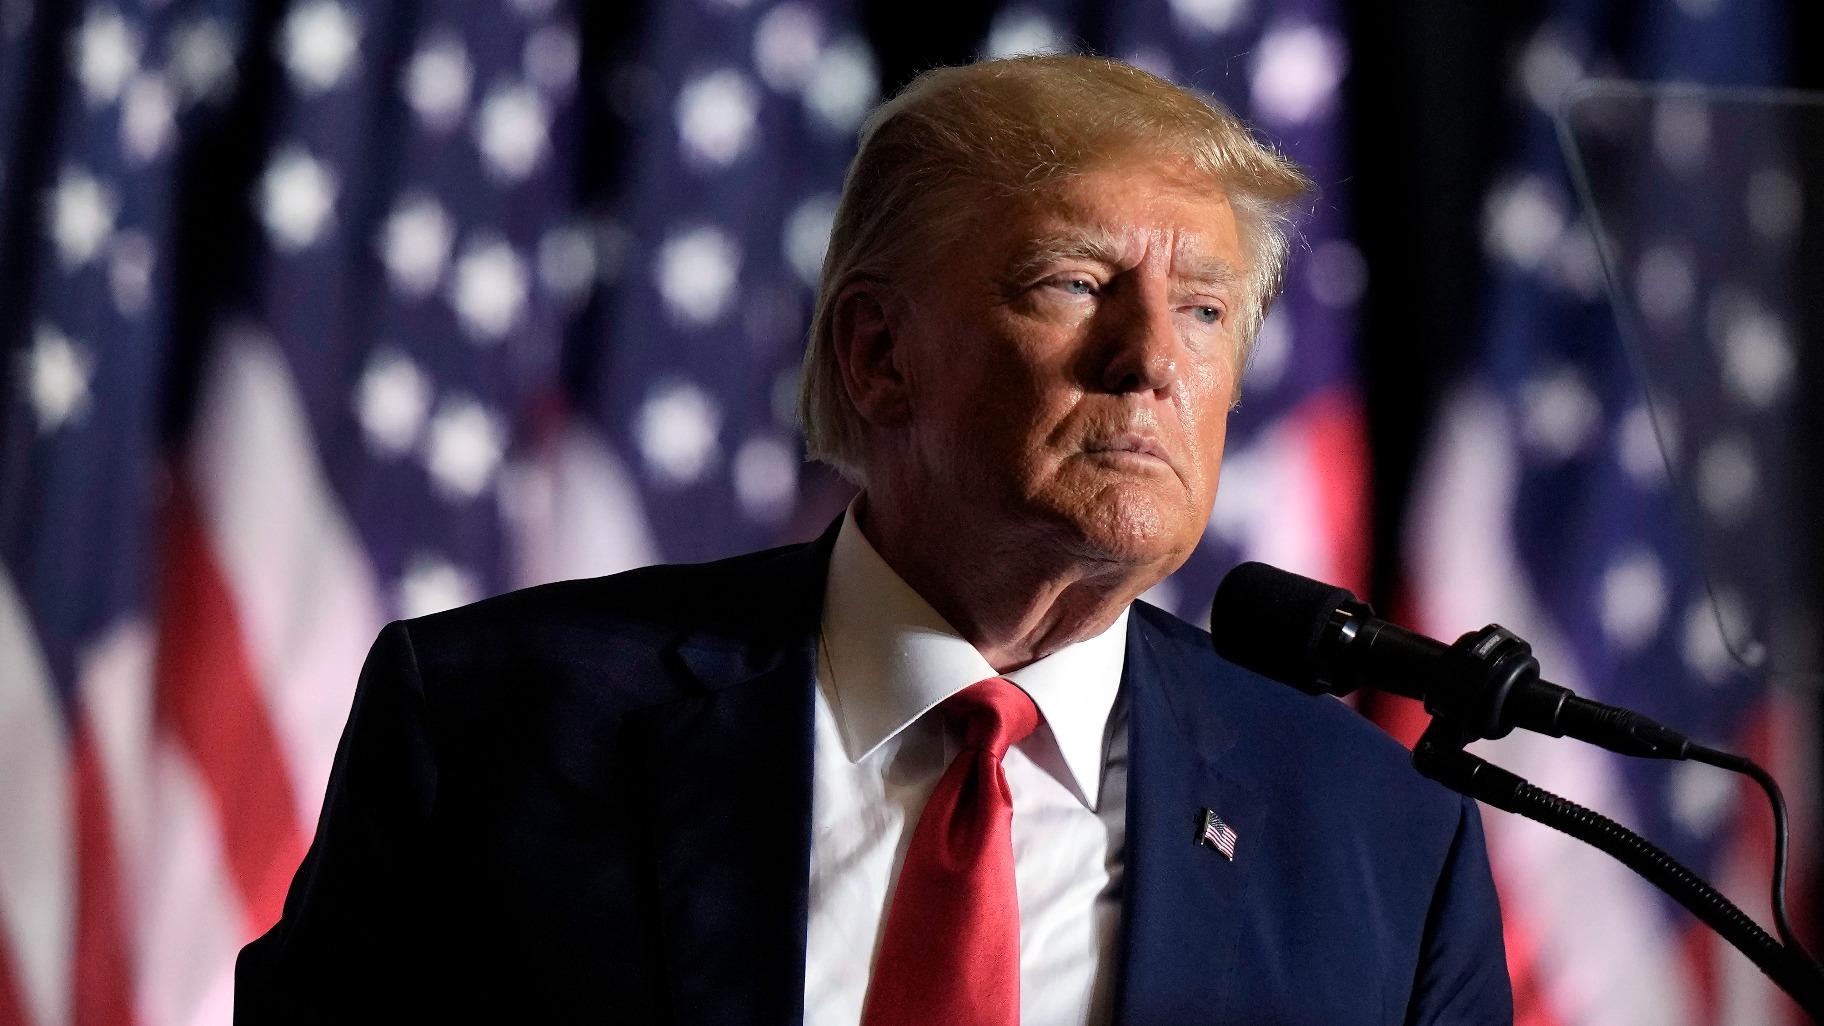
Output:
[{"xmin": 235, "ymin": 523, "xmax": 1512, "ymax": 1024}]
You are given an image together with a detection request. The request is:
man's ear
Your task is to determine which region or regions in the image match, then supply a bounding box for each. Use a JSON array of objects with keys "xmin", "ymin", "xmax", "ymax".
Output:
[{"xmin": 831, "ymin": 279, "xmax": 914, "ymax": 427}]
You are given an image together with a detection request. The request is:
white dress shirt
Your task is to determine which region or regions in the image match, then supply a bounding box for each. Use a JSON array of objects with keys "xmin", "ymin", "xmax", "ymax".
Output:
[{"xmin": 803, "ymin": 509, "xmax": 1129, "ymax": 1026}]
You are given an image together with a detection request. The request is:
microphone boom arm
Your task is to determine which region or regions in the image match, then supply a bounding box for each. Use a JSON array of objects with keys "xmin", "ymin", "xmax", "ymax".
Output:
[{"xmin": 1412, "ymin": 717, "xmax": 1824, "ymax": 1018}]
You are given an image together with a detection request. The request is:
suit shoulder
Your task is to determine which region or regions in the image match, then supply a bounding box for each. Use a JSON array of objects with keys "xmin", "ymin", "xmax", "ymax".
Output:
[
  {"xmin": 374, "ymin": 538, "xmax": 825, "ymax": 721},
  {"xmin": 401, "ymin": 538, "xmax": 820, "ymax": 652},
  {"xmin": 423, "ymin": 540, "xmax": 812, "ymax": 626},
  {"xmin": 1133, "ymin": 600, "xmax": 1450, "ymax": 809}
]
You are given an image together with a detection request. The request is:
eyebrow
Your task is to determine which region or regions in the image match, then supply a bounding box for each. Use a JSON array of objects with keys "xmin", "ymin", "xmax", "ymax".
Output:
[{"xmin": 1008, "ymin": 226, "xmax": 1244, "ymax": 292}]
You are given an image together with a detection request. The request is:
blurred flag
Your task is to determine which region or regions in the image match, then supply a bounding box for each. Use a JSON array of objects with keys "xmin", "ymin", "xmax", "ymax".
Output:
[
  {"xmin": 1, "ymin": 3, "xmax": 247, "ymax": 1023},
  {"xmin": 1404, "ymin": 0, "xmax": 1813, "ymax": 1023},
  {"xmin": 0, "ymin": 0, "xmax": 872, "ymax": 1021}
]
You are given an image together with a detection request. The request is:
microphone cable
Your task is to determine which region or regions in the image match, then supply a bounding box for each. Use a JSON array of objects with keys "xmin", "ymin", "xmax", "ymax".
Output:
[
  {"xmin": 1685, "ymin": 739, "xmax": 1815, "ymax": 966},
  {"xmin": 1208, "ymin": 560, "xmax": 1824, "ymax": 987}
]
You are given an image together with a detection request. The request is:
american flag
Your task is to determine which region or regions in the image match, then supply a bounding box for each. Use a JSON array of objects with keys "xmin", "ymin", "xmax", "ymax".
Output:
[
  {"xmin": 1404, "ymin": 0, "xmax": 1814, "ymax": 1023},
  {"xmin": 1199, "ymin": 808, "xmax": 1240, "ymax": 861},
  {"xmin": 0, "ymin": 0, "xmax": 1362, "ymax": 1024},
  {"xmin": 0, "ymin": 0, "xmax": 860, "ymax": 1022}
]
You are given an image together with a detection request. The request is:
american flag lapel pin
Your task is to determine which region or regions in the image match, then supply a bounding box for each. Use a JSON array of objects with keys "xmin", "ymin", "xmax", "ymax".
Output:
[{"xmin": 1197, "ymin": 808, "xmax": 1239, "ymax": 861}]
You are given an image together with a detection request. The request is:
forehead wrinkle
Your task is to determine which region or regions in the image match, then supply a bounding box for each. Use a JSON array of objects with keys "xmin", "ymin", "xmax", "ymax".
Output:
[
  {"xmin": 1009, "ymin": 222, "xmax": 1243, "ymax": 295},
  {"xmin": 1007, "ymin": 223, "xmax": 1134, "ymax": 281},
  {"xmin": 1171, "ymin": 248, "xmax": 1243, "ymax": 293}
]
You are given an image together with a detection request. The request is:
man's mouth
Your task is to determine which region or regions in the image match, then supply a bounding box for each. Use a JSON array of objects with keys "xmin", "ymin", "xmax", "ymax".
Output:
[{"xmin": 1083, "ymin": 433, "xmax": 1171, "ymax": 468}]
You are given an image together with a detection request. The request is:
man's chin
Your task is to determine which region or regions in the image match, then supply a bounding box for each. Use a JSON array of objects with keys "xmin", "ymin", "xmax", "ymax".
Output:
[
  {"xmin": 1050, "ymin": 496, "xmax": 1198, "ymax": 572},
  {"xmin": 1073, "ymin": 532, "xmax": 1191, "ymax": 573}
]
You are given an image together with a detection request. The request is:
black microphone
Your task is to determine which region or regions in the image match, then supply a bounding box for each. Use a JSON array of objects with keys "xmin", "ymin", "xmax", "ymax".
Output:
[{"xmin": 1209, "ymin": 561, "xmax": 1693, "ymax": 760}]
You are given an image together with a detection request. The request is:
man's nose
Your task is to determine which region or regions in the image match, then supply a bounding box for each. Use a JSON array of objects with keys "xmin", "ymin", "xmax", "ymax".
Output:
[{"xmin": 1098, "ymin": 286, "xmax": 1180, "ymax": 396}]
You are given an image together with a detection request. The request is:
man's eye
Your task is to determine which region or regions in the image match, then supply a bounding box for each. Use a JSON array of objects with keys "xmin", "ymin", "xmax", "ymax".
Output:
[
  {"xmin": 1191, "ymin": 305, "xmax": 1222, "ymax": 325},
  {"xmin": 1054, "ymin": 277, "xmax": 1096, "ymax": 295}
]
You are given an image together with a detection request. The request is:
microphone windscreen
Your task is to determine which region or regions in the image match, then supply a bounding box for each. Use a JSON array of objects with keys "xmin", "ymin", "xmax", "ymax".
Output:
[{"xmin": 1209, "ymin": 562, "xmax": 1358, "ymax": 694}]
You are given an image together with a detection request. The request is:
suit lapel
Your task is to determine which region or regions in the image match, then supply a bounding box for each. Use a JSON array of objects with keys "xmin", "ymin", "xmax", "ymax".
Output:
[
  {"xmin": 1113, "ymin": 609, "xmax": 1268, "ymax": 1025},
  {"xmin": 626, "ymin": 523, "xmax": 839, "ymax": 1026},
  {"xmin": 605, "ymin": 531, "xmax": 1263, "ymax": 1024}
]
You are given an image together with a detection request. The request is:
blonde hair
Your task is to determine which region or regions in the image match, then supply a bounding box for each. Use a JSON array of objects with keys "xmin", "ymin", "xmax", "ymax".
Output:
[{"xmin": 798, "ymin": 54, "xmax": 1313, "ymax": 483}]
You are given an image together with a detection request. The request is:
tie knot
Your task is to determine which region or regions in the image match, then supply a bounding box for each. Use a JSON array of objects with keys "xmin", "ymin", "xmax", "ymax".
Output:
[{"xmin": 940, "ymin": 677, "xmax": 1040, "ymax": 758}]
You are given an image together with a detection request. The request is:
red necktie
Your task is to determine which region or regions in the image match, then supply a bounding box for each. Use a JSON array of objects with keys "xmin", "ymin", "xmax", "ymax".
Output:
[{"xmin": 860, "ymin": 677, "xmax": 1041, "ymax": 1026}]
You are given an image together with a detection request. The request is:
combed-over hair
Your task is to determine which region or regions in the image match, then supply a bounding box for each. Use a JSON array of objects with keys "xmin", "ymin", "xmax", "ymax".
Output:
[{"xmin": 798, "ymin": 54, "xmax": 1313, "ymax": 483}]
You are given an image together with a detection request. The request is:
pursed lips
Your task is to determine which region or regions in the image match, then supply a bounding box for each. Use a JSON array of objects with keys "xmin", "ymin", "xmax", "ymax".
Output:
[{"xmin": 1082, "ymin": 432, "xmax": 1173, "ymax": 470}]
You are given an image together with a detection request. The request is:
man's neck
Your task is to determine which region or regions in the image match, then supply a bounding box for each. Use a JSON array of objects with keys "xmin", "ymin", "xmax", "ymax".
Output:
[{"xmin": 854, "ymin": 495, "xmax": 1156, "ymax": 672}]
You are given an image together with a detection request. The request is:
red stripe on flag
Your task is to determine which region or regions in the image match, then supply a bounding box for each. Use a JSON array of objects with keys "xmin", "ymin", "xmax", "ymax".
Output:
[
  {"xmin": 1498, "ymin": 892, "xmax": 1564, "ymax": 1026},
  {"xmin": 1292, "ymin": 390, "xmax": 1370, "ymax": 597},
  {"xmin": 0, "ymin": 916, "xmax": 30, "ymax": 1026},
  {"xmin": 154, "ymin": 484, "xmax": 308, "ymax": 935},
  {"xmin": 1293, "ymin": 390, "xmax": 1428, "ymax": 747},
  {"xmin": 1678, "ymin": 922, "xmax": 1718, "ymax": 1020},
  {"xmin": 71, "ymin": 720, "xmax": 138, "ymax": 1026},
  {"xmin": 1355, "ymin": 689, "xmax": 1429, "ymax": 751}
]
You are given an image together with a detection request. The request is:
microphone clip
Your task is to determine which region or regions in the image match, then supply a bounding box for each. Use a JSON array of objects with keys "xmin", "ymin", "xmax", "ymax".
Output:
[
  {"xmin": 1432, "ymin": 624, "xmax": 1692, "ymax": 760},
  {"xmin": 1428, "ymin": 625, "xmax": 1542, "ymax": 742}
]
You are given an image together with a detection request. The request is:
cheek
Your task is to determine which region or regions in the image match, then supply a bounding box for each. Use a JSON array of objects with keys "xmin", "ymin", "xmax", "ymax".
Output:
[
  {"xmin": 904, "ymin": 309, "xmax": 1083, "ymax": 471},
  {"xmin": 907, "ymin": 341, "xmax": 1042, "ymax": 473},
  {"xmin": 1180, "ymin": 361, "xmax": 1238, "ymax": 457},
  {"xmin": 964, "ymin": 332, "xmax": 1075, "ymax": 435}
]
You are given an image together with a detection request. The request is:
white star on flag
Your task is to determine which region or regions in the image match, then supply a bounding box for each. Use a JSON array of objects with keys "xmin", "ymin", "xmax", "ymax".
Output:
[
  {"xmin": 676, "ymin": 69, "xmax": 759, "ymax": 167},
  {"xmin": 783, "ymin": 194, "xmax": 836, "ymax": 287},
  {"xmin": 170, "ymin": 18, "xmax": 236, "ymax": 103},
  {"xmin": 355, "ymin": 351, "xmax": 432, "ymax": 455},
  {"xmin": 74, "ymin": 9, "xmax": 138, "ymax": 106},
  {"xmin": 753, "ymin": 5, "xmax": 823, "ymax": 92},
  {"xmin": 380, "ymin": 194, "xmax": 455, "ymax": 296},
  {"xmin": 733, "ymin": 436, "xmax": 798, "ymax": 524},
  {"xmin": 399, "ymin": 552, "xmax": 481, "ymax": 617},
  {"xmin": 656, "ymin": 226, "xmax": 740, "ymax": 327},
  {"xmin": 423, "ymin": 397, "xmax": 506, "ymax": 499},
  {"xmin": 282, "ymin": 0, "xmax": 362, "ymax": 93},
  {"xmin": 1249, "ymin": 23, "xmax": 1346, "ymax": 124},
  {"xmin": 1168, "ymin": 0, "xmax": 1249, "ymax": 35},
  {"xmin": 259, "ymin": 146, "xmax": 338, "ymax": 251},
  {"xmin": 404, "ymin": 33, "xmax": 473, "ymax": 131},
  {"xmin": 121, "ymin": 72, "xmax": 176, "ymax": 163},
  {"xmin": 26, "ymin": 324, "xmax": 93, "ymax": 432},
  {"xmin": 803, "ymin": 37, "xmax": 875, "ymax": 133},
  {"xmin": 449, "ymin": 237, "xmax": 529, "ymax": 340},
  {"xmin": 476, "ymin": 81, "xmax": 549, "ymax": 181},
  {"xmin": 636, "ymin": 380, "xmax": 723, "ymax": 486},
  {"xmin": 985, "ymin": 8, "xmax": 1067, "ymax": 58},
  {"xmin": 48, "ymin": 168, "xmax": 118, "ymax": 267}
]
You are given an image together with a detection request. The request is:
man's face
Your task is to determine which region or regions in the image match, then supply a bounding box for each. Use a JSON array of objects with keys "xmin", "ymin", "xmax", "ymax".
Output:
[{"xmin": 880, "ymin": 160, "xmax": 1247, "ymax": 576}]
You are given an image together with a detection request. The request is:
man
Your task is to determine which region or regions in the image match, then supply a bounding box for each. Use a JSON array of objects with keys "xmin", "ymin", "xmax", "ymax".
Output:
[{"xmin": 236, "ymin": 55, "xmax": 1511, "ymax": 1024}]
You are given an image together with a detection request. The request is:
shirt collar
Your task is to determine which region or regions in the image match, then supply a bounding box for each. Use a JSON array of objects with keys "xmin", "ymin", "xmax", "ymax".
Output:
[{"xmin": 819, "ymin": 504, "xmax": 1128, "ymax": 810}]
